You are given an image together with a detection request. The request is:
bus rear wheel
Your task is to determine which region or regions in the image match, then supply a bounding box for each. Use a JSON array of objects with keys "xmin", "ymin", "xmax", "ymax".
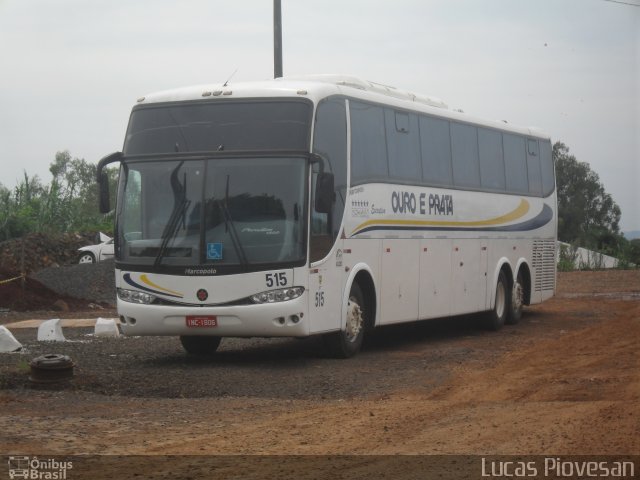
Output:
[
  {"xmin": 507, "ymin": 271, "xmax": 524, "ymax": 325},
  {"xmin": 485, "ymin": 270, "xmax": 508, "ymax": 331},
  {"xmin": 180, "ymin": 335, "xmax": 221, "ymax": 355},
  {"xmin": 323, "ymin": 283, "xmax": 365, "ymax": 358}
]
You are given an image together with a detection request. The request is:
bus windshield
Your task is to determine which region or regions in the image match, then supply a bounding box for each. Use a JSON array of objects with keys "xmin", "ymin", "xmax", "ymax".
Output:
[{"xmin": 117, "ymin": 157, "xmax": 307, "ymax": 272}]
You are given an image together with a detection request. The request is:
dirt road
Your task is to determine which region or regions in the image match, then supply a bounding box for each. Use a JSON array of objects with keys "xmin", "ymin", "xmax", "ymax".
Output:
[{"xmin": 1, "ymin": 271, "xmax": 638, "ymax": 477}]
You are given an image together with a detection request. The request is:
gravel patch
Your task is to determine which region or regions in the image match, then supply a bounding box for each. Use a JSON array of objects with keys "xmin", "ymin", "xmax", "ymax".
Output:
[
  {"xmin": 0, "ymin": 317, "xmax": 500, "ymax": 400},
  {"xmin": 32, "ymin": 260, "xmax": 116, "ymax": 306}
]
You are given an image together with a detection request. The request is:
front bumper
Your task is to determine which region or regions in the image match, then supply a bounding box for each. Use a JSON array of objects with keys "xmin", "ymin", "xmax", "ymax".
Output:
[{"xmin": 118, "ymin": 293, "xmax": 309, "ymax": 337}]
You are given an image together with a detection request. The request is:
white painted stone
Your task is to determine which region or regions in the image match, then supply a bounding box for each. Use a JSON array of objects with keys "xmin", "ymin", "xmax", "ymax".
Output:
[
  {"xmin": 94, "ymin": 318, "xmax": 120, "ymax": 338},
  {"xmin": 37, "ymin": 318, "xmax": 66, "ymax": 342},
  {"xmin": 0, "ymin": 326, "xmax": 22, "ymax": 352}
]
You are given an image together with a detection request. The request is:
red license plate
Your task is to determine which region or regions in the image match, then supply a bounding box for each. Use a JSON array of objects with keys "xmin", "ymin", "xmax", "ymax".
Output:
[{"xmin": 186, "ymin": 315, "xmax": 218, "ymax": 328}]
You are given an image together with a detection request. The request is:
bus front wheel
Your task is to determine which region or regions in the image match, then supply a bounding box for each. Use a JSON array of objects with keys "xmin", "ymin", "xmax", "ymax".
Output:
[
  {"xmin": 485, "ymin": 271, "xmax": 508, "ymax": 331},
  {"xmin": 180, "ymin": 335, "xmax": 221, "ymax": 355},
  {"xmin": 323, "ymin": 283, "xmax": 366, "ymax": 358}
]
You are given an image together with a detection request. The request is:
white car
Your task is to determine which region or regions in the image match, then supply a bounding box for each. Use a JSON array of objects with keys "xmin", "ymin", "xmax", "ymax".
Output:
[{"xmin": 78, "ymin": 232, "xmax": 114, "ymax": 264}]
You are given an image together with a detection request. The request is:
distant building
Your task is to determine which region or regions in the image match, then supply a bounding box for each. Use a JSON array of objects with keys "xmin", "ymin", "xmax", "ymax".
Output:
[{"xmin": 557, "ymin": 242, "xmax": 619, "ymax": 269}]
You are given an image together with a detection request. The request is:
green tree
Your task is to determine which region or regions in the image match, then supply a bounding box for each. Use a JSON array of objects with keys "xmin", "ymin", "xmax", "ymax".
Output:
[
  {"xmin": 553, "ymin": 142, "xmax": 623, "ymax": 254},
  {"xmin": 626, "ymin": 239, "xmax": 640, "ymax": 266},
  {"xmin": 49, "ymin": 150, "xmax": 103, "ymax": 230}
]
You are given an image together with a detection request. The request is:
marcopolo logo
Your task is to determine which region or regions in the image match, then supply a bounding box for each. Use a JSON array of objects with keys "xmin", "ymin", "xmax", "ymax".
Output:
[{"xmin": 8, "ymin": 456, "xmax": 73, "ymax": 479}]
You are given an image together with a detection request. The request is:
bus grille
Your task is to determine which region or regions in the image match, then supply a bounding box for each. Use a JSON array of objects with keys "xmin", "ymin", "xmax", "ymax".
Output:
[{"xmin": 532, "ymin": 240, "xmax": 556, "ymax": 292}]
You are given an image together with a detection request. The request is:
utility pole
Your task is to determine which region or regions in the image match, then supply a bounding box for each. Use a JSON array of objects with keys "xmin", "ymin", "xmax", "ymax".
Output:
[{"xmin": 274, "ymin": 0, "xmax": 283, "ymax": 78}]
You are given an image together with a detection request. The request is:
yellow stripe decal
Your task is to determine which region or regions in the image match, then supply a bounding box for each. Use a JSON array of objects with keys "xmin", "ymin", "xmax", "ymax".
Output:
[
  {"xmin": 352, "ymin": 199, "xmax": 530, "ymax": 236},
  {"xmin": 140, "ymin": 274, "xmax": 184, "ymax": 297}
]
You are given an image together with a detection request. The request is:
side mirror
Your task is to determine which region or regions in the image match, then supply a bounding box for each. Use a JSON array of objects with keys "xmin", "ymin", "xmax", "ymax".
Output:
[
  {"xmin": 97, "ymin": 152, "xmax": 122, "ymax": 214},
  {"xmin": 314, "ymin": 172, "xmax": 335, "ymax": 214}
]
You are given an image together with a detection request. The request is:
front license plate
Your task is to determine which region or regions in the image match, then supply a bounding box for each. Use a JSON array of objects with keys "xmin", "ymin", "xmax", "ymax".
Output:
[{"xmin": 186, "ymin": 315, "xmax": 218, "ymax": 328}]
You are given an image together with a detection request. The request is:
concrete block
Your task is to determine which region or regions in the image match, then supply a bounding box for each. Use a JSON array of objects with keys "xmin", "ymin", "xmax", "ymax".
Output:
[
  {"xmin": 94, "ymin": 318, "xmax": 120, "ymax": 338},
  {"xmin": 37, "ymin": 318, "xmax": 67, "ymax": 342},
  {"xmin": 0, "ymin": 326, "xmax": 22, "ymax": 352}
]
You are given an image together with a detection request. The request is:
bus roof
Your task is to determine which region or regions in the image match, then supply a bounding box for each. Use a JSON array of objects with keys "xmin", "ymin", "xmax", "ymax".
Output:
[{"xmin": 136, "ymin": 74, "xmax": 550, "ymax": 140}]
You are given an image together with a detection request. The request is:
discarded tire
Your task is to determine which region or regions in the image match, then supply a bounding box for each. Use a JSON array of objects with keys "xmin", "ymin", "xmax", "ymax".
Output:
[{"xmin": 29, "ymin": 354, "xmax": 75, "ymax": 384}]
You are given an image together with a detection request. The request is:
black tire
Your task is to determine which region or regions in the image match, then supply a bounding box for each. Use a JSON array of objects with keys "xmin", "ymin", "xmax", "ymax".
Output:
[
  {"xmin": 180, "ymin": 336, "xmax": 222, "ymax": 355},
  {"xmin": 485, "ymin": 270, "xmax": 508, "ymax": 331},
  {"xmin": 507, "ymin": 270, "xmax": 524, "ymax": 325},
  {"xmin": 323, "ymin": 283, "xmax": 366, "ymax": 358},
  {"xmin": 78, "ymin": 252, "xmax": 96, "ymax": 264}
]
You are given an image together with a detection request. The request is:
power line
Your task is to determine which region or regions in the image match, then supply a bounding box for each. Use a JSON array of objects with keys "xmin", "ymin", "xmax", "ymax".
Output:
[{"xmin": 602, "ymin": 0, "xmax": 640, "ymax": 7}]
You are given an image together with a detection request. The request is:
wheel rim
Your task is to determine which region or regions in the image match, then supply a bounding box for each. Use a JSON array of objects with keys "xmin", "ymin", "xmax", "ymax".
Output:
[
  {"xmin": 79, "ymin": 254, "xmax": 94, "ymax": 264},
  {"xmin": 345, "ymin": 296, "xmax": 363, "ymax": 343},
  {"xmin": 512, "ymin": 280, "xmax": 523, "ymax": 312},
  {"xmin": 496, "ymin": 281, "xmax": 506, "ymax": 318}
]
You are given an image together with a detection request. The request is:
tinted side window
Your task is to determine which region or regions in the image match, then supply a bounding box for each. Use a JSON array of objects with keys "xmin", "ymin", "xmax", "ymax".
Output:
[
  {"xmin": 451, "ymin": 123, "xmax": 480, "ymax": 188},
  {"xmin": 478, "ymin": 128, "xmax": 506, "ymax": 190},
  {"xmin": 503, "ymin": 133, "xmax": 528, "ymax": 193},
  {"xmin": 539, "ymin": 140, "xmax": 555, "ymax": 196},
  {"xmin": 420, "ymin": 116, "xmax": 452, "ymax": 186},
  {"xmin": 527, "ymin": 139, "xmax": 542, "ymax": 196},
  {"xmin": 312, "ymin": 98, "xmax": 348, "ymax": 261},
  {"xmin": 350, "ymin": 101, "xmax": 388, "ymax": 184},
  {"xmin": 385, "ymin": 109, "xmax": 421, "ymax": 180}
]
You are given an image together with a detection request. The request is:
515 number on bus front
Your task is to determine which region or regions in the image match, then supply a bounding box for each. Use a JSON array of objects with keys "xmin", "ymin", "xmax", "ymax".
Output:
[{"xmin": 266, "ymin": 272, "xmax": 288, "ymax": 288}]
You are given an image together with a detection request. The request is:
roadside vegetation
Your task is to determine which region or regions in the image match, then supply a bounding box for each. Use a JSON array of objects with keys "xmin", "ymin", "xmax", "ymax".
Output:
[{"xmin": 0, "ymin": 151, "xmax": 117, "ymax": 241}]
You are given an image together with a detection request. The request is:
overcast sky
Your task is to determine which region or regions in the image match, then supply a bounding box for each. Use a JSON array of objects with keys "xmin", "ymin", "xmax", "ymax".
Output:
[{"xmin": 1, "ymin": 0, "xmax": 638, "ymax": 231}]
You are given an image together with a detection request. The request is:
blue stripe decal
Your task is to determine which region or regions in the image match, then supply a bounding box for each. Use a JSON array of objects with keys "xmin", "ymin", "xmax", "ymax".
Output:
[
  {"xmin": 122, "ymin": 273, "xmax": 183, "ymax": 298},
  {"xmin": 354, "ymin": 204, "xmax": 553, "ymax": 235}
]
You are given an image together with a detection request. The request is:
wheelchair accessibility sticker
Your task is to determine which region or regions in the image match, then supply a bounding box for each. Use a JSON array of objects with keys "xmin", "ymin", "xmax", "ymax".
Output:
[{"xmin": 207, "ymin": 242, "xmax": 223, "ymax": 260}]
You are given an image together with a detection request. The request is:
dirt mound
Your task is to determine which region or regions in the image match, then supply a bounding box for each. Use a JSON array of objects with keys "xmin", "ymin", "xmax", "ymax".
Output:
[
  {"xmin": 0, "ymin": 232, "xmax": 115, "ymax": 312},
  {"xmin": 0, "ymin": 268, "xmax": 93, "ymax": 311},
  {"xmin": 0, "ymin": 232, "xmax": 96, "ymax": 274}
]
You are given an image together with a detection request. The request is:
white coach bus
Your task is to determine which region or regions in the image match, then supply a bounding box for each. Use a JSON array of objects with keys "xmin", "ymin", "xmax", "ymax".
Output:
[{"xmin": 97, "ymin": 75, "xmax": 557, "ymax": 358}]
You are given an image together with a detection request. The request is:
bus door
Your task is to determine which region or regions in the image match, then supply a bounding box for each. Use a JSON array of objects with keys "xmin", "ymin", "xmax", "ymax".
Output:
[
  {"xmin": 307, "ymin": 175, "xmax": 344, "ymax": 334},
  {"xmin": 307, "ymin": 245, "xmax": 344, "ymax": 334}
]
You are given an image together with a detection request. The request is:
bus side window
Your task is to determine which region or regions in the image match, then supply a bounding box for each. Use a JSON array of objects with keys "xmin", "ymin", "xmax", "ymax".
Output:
[
  {"xmin": 478, "ymin": 128, "xmax": 506, "ymax": 190},
  {"xmin": 350, "ymin": 101, "xmax": 388, "ymax": 184},
  {"xmin": 311, "ymin": 98, "xmax": 348, "ymax": 263},
  {"xmin": 504, "ymin": 133, "xmax": 529, "ymax": 194},
  {"xmin": 539, "ymin": 140, "xmax": 555, "ymax": 196},
  {"xmin": 420, "ymin": 116, "xmax": 452, "ymax": 186},
  {"xmin": 310, "ymin": 168, "xmax": 333, "ymax": 263},
  {"xmin": 386, "ymin": 109, "xmax": 421, "ymax": 180},
  {"xmin": 451, "ymin": 122, "xmax": 481, "ymax": 189},
  {"xmin": 527, "ymin": 139, "xmax": 542, "ymax": 196}
]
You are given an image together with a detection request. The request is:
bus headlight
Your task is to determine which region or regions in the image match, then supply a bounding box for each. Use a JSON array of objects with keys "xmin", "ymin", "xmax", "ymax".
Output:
[
  {"xmin": 117, "ymin": 288, "xmax": 156, "ymax": 304},
  {"xmin": 250, "ymin": 287, "xmax": 304, "ymax": 304}
]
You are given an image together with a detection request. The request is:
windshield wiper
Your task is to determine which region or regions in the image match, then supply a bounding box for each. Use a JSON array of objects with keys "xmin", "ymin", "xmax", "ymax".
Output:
[
  {"xmin": 154, "ymin": 162, "xmax": 191, "ymax": 267},
  {"xmin": 216, "ymin": 174, "xmax": 249, "ymax": 270}
]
